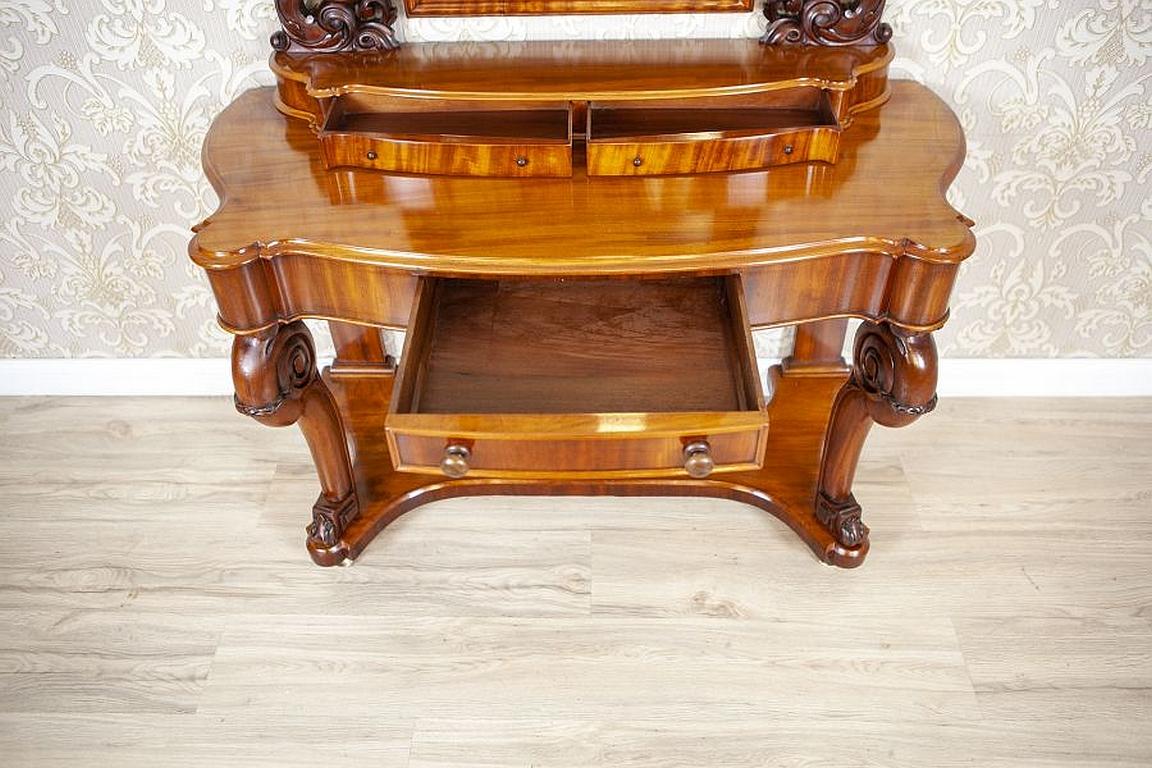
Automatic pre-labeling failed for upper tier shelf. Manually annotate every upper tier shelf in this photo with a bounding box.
[273,40,893,178]
[272,40,892,101]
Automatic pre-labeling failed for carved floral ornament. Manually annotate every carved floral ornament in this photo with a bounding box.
[269,0,891,52]
[271,0,400,53]
[761,0,892,46]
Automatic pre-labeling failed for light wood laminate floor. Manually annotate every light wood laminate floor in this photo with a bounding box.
[0,396,1149,767]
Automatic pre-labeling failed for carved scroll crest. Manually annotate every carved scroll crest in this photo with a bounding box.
[761,0,892,46]
[271,0,399,53]
[851,321,938,426]
[233,321,319,425]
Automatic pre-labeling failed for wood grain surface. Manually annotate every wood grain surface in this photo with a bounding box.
[192,80,972,274]
[402,276,756,414]
[1,396,1150,766]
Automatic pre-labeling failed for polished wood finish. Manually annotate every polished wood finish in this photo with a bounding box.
[271,40,892,103]
[397,277,761,414]
[585,101,841,175]
[328,321,394,376]
[271,41,892,176]
[587,92,836,138]
[199,252,417,335]
[784,319,849,374]
[816,320,938,550]
[194,82,969,279]
[584,89,847,175]
[385,275,768,479]
[390,425,765,479]
[320,103,574,176]
[192,37,972,567]
[330,365,852,565]
[230,320,359,564]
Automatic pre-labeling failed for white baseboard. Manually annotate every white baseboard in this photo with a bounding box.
[936,358,1152,397]
[0,358,1148,397]
[0,359,239,397]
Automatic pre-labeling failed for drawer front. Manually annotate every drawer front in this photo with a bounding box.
[321,133,573,177]
[386,413,768,479]
[587,126,840,176]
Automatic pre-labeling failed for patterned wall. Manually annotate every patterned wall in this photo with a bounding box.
[0,1,1148,360]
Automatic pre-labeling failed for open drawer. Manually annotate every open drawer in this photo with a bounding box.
[586,88,841,176]
[319,93,574,177]
[386,275,768,479]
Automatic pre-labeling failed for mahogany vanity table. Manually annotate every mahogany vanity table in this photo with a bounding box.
[191,0,973,568]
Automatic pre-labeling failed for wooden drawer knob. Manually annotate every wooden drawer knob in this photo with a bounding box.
[440,445,471,478]
[683,441,714,479]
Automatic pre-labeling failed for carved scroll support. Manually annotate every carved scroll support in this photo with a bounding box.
[271,0,399,53]
[233,320,359,564]
[816,320,937,552]
[761,0,892,46]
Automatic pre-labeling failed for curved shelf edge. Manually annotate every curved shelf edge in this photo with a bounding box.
[270,41,895,103]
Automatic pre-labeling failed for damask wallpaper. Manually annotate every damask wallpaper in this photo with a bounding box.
[0,1,1148,360]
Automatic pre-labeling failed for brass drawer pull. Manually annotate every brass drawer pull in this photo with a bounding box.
[683,441,714,479]
[440,445,471,478]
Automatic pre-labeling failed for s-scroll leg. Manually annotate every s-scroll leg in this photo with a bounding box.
[816,320,938,559]
[232,320,358,565]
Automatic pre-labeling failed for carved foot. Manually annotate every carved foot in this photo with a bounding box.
[306,491,359,565]
[816,491,868,550]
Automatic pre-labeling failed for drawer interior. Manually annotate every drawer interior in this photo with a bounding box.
[317,89,838,175]
[588,89,837,142]
[323,95,573,145]
[392,276,763,416]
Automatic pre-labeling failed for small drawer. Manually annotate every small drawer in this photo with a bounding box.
[586,89,840,176]
[386,276,768,480]
[386,413,766,479]
[319,95,573,177]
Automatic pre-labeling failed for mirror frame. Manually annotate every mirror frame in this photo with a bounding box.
[405,0,753,16]
[269,0,891,52]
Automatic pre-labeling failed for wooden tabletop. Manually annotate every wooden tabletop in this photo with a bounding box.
[193,80,974,276]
